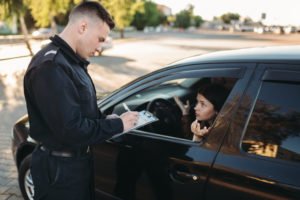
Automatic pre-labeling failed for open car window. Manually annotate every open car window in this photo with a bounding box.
[110,76,238,141]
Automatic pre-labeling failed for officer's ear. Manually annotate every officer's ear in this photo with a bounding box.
[79,21,88,34]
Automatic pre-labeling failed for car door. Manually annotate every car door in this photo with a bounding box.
[93,63,255,200]
[205,63,300,199]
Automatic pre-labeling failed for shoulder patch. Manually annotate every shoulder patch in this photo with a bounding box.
[44,50,57,56]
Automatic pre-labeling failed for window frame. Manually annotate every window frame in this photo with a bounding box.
[101,63,248,144]
[241,65,300,163]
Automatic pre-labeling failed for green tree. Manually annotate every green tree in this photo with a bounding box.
[193,15,203,28]
[131,1,161,30]
[174,10,191,29]
[174,4,196,29]
[26,0,79,33]
[0,0,34,55]
[101,0,144,38]
[131,12,144,31]
[220,12,240,24]
[159,12,168,26]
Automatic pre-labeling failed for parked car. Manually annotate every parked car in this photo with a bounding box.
[12,45,300,200]
[0,22,13,35]
[31,28,53,39]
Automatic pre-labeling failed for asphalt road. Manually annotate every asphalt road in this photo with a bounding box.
[0,29,299,199]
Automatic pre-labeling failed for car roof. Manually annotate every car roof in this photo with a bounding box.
[171,45,300,66]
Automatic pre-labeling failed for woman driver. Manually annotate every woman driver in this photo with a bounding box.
[174,83,229,141]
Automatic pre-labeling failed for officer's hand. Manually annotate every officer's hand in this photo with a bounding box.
[120,111,139,132]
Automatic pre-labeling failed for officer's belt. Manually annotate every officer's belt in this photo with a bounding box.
[40,145,90,158]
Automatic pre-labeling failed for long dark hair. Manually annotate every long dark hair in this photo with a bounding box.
[198,83,230,112]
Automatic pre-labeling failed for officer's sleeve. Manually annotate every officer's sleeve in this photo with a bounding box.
[28,61,123,147]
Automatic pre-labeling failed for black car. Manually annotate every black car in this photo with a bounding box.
[12,46,300,200]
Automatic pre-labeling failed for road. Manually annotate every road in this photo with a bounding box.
[0,29,299,199]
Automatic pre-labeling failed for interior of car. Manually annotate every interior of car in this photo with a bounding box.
[108,76,238,140]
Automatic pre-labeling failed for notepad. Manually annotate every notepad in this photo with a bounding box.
[134,110,159,130]
[110,110,158,139]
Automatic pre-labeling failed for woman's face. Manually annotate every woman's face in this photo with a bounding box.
[194,93,216,121]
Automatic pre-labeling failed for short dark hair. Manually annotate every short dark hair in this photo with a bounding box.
[70,1,115,29]
[198,84,229,112]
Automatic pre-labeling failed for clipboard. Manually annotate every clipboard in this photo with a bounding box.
[110,110,158,139]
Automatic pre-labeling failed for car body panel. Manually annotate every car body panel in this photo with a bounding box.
[171,46,300,66]
[94,132,215,200]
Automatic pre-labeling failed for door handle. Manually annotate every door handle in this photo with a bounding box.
[175,170,200,181]
[169,168,200,183]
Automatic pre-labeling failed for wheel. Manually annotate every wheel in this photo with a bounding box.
[146,98,181,136]
[19,154,34,200]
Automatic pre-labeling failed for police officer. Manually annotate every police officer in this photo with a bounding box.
[23,2,139,199]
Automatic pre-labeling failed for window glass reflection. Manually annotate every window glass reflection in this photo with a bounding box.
[242,81,300,162]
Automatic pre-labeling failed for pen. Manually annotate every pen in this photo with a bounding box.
[123,103,131,111]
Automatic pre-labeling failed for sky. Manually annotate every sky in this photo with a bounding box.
[152,0,300,26]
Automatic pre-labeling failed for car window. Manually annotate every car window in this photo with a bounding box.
[242,81,300,163]
[112,76,237,141]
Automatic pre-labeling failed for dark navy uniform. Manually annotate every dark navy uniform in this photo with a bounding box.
[24,35,123,199]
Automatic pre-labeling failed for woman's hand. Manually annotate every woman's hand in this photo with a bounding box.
[191,119,210,141]
[174,96,190,116]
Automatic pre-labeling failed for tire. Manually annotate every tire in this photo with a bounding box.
[19,154,34,200]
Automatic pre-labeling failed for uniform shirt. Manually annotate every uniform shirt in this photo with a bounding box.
[24,35,123,151]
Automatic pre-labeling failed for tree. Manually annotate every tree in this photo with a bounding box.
[193,15,203,28]
[26,0,80,33]
[101,0,144,38]
[131,12,146,31]
[0,0,34,56]
[243,17,253,25]
[174,10,191,29]
[131,1,161,31]
[174,4,198,29]
[220,12,240,24]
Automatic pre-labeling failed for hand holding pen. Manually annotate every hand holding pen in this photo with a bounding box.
[120,103,139,132]
[123,103,131,111]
